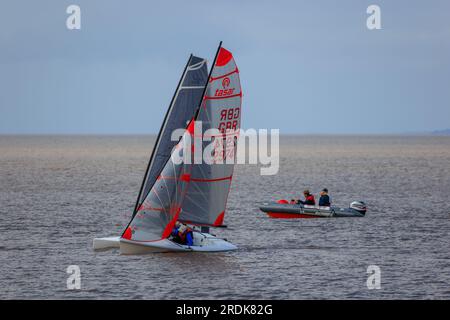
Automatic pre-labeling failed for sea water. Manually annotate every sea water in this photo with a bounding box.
[0,135,449,299]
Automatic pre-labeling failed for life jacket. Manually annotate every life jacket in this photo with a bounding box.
[319,194,330,206]
[178,227,192,245]
[305,194,315,205]
[178,230,186,243]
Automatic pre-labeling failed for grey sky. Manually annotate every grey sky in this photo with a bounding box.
[1,0,449,134]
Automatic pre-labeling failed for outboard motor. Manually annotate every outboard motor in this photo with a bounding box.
[350,201,367,215]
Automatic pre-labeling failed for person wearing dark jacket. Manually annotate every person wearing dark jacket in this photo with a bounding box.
[298,189,316,205]
[319,188,331,207]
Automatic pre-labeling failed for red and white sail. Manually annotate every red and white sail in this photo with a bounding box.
[179,47,242,227]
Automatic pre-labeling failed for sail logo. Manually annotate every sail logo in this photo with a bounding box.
[215,77,235,97]
[222,77,230,88]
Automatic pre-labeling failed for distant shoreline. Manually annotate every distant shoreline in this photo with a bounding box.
[431,129,450,136]
[1,132,449,137]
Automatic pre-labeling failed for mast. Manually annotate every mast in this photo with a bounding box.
[131,54,193,218]
[194,41,222,121]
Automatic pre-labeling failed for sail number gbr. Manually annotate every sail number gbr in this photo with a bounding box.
[218,107,240,133]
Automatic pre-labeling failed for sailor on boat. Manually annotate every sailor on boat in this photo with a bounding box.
[292,189,316,205]
[318,188,331,207]
[171,222,194,246]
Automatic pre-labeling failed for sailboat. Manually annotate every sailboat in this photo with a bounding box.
[93,43,242,254]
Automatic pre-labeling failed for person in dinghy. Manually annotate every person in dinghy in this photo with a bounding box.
[171,222,194,246]
[318,188,331,207]
[291,189,316,205]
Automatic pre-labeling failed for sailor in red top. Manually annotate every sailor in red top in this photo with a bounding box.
[298,189,316,205]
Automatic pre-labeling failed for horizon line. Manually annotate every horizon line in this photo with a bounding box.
[0,132,448,137]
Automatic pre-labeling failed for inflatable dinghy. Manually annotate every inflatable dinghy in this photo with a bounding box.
[260,200,367,218]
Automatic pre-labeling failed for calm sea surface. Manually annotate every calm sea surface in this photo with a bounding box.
[0,135,449,299]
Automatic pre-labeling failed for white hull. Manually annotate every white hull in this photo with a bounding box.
[93,232,237,254]
[93,236,121,250]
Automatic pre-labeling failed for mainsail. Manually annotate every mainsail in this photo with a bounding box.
[132,55,208,217]
[179,46,242,227]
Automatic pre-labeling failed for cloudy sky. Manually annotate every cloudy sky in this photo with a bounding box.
[1,0,449,134]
